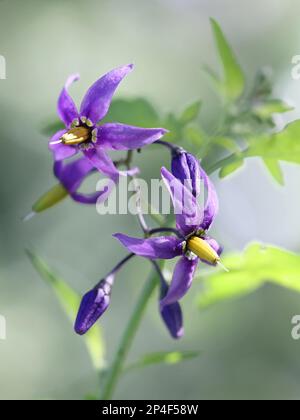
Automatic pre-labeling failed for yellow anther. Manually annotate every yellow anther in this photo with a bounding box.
[187,236,220,265]
[61,126,90,145]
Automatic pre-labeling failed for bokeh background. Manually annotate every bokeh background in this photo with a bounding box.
[1,0,300,400]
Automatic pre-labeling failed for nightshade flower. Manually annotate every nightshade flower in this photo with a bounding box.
[49,64,167,183]
[114,162,223,313]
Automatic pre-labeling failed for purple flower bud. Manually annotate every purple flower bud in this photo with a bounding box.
[171,150,201,198]
[74,274,114,335]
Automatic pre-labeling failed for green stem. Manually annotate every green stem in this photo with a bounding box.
[99,268,160,400]
[205,150,245,175]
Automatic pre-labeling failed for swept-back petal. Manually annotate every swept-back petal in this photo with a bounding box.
[57,74,79,128]
[97,123,167,151]
[54,156,95,193]
[161,167,203,236]
[83,148,120,179]
[80,64,133,124]
[159,269,184,339]
[171,151,201,198]
[160,256,198,308]
[200,168,219,230]
[114,234,182,259]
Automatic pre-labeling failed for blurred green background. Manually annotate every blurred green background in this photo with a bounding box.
[1,0,300,400]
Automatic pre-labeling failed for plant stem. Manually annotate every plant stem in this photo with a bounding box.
[99,268,159,400]
[205,151,244,175]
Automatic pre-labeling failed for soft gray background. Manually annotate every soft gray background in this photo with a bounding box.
[1,0,300,400]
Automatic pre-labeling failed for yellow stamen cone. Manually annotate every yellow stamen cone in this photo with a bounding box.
[187,236,220,265]
[61,126,90,145]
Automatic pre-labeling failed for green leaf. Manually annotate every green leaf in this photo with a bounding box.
[210,18,245,101]
[219,158,244,178]
[184,125,206,147]
[179,101,202,124]
[213,137,241,153]
[203,65,223,93]
[26,250,106,371]
[103,97,160,127]
[253,99,294,120]
[245,120,300,164]
[263,158,284,185]
[197,243,300,309]
[125,351,201,373]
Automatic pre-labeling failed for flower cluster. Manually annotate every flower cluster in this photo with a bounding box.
[43,64,224,340]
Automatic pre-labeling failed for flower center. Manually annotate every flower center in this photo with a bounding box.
[187,236,220,265]
[61,126,91,145]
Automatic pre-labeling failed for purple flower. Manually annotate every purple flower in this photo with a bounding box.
[49,65,167,183]
[75,274,114,335]
[114,162,222,313]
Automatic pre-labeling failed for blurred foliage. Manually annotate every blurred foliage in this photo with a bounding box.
[124,351,201,373]
[208,18,245,101]
[196,243,300,308]
[26,251,106,371]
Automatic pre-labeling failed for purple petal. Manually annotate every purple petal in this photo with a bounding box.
[57,74,79,128]
[161,167,203,236]
[97,123,167,151]
[114,233,182,259]
[49,129,78,161]
[171,151,201,198]
[75,275,114,335]
[71,182,114,204]
[159,272,184,339]
[80,64,134,124]
[54,156,117,205]
[160,256,198,308]
[161,303,184,339]
[200,168,219,230]
[83,148,119,179]
[54,157,95,193]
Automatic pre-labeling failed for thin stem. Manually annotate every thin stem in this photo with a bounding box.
[154,140,182,155]
[130,175,149,233]
[99,268,159,400]
[205,151,243,175]
[109,253,135,277]
[148,227,185,240]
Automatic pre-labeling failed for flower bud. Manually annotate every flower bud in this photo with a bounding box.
[32,183,68,213]
[74,275,114,335]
